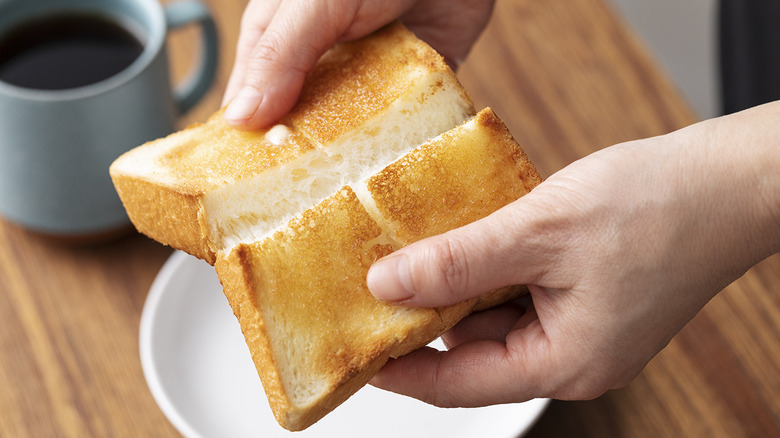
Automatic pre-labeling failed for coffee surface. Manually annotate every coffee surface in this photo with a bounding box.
[0,13,144,90]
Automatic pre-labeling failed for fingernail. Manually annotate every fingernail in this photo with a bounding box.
[367,253,414,303]
[224,86,263,123]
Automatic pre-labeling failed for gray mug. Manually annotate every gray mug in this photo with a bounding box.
[0,0,217,238]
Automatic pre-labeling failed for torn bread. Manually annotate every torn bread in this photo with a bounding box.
[110,22,473,264]
[110,23,542,431]
[216,108,540,429]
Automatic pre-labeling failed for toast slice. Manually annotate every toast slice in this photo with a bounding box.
[110,22,473,264]
[110,23,542,431]
[215,108,541,430]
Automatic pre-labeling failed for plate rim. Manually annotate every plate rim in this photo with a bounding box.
[140,250,206,438]
[139,250,550,437]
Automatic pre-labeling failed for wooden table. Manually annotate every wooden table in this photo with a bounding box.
[1,0,777,436]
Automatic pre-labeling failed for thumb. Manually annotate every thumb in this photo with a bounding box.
[366,204,546,307]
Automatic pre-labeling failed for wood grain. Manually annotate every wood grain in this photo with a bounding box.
[0,0,777,437]
[0,224,175,437]
[457,0,697,176]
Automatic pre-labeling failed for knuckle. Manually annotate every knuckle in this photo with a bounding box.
[247,32,317,80]
[250,37,285,67]
[240,40,282,85]
[426,355,447,407]
[426,237,471,302]
[425,353,462,408]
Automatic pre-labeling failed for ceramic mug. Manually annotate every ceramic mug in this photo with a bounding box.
[0,0,217,238]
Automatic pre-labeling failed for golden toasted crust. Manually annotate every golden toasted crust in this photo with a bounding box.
[365,108,543,245]
[110,112,319,263]
[156,112,319,191]
[363,107,540,336]
[215,248,290,421]
[216,109,543,431]
[111,22,541,432]
[285,22,471,143]
[110,172,215,262]
[216,187,445,430]
[110,22,471,261]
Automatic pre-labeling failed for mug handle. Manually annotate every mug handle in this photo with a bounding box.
[164,0,219,114]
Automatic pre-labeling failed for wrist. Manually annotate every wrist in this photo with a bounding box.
[715,101,780,255]
[680,101,780,260]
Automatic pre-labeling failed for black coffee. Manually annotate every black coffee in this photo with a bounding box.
[0,13,144,90]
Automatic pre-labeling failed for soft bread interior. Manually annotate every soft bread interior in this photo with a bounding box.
[206,70,473,251]
[216,108,541,430]
[110,23,542,433]
[217,186,443,428]
[110,23,473,263]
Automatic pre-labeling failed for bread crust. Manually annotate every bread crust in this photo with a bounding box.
[110,23,542,432]
[215,109,541,430]
[110,22,472,262]
[216,187,446,430]
[110,172,216,262]
[365,108,542,245]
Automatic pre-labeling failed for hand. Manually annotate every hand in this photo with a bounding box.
[222,0,495,129]
[367,103,780,407]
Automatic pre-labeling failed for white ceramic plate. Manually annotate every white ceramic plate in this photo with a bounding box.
[140,250,549,438]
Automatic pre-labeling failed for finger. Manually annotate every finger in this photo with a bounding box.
[223,0,346,128]
[441,300,527,349]
[367,197,555,307]
[223,0,417,129]
[222,0,281,107]
[371,316,550,407]
[400,0,495,69]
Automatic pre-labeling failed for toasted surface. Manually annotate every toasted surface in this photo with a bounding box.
[216,108,542,431]
[110,174,213,260]
[284,23,468,144]
[111,22,541,433]
[110,22,473,263]
[217,187,445,430]
[362,108,543,245]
